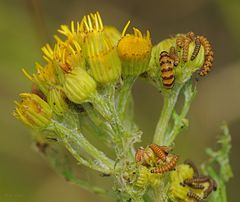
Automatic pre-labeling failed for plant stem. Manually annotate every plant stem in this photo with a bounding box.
[45,145,114,198]
[63,171,115,198]
[165,83,196,145]
[117,76,137,118]
[52,121,115,172]
[153,85,182,145]
[82,103,114,138]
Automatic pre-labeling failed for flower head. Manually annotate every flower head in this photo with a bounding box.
[41,32,86,73]
[80,12,121,83]
[118,25,152,76]
[14,93,52,129]
[23,62,58,95]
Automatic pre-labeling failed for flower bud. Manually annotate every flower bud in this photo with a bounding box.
[22,62,58,95]
[63,68,96,104]
[104,26,121,46]
[118,27,152,76]
[47,87,68,115]
[14,93,52,129]
[80,12,121,83]
[51,39,86,73]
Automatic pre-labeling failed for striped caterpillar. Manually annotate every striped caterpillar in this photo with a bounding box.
[149,143,168,161]
[183,161,217,199]
[159,51,175,89]
[187,192,206,202]
[151,154,178,174]
[191,36,201,61]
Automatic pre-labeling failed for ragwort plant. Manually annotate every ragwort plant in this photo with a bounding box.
[14,12,233,202]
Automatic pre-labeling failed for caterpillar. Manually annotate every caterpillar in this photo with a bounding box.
[159,51,175,89]
[151,154,178,174]
[135,147,145,163]
[199,50,214,76]
[187,31,195,41]
[184,182,205,190]
[182,37,191,62]
[184,159,199,177]
[176,35,185,48]
[149,144,168,161]
[169,46,179,66]
[199,36,211,55]
[191,36,201,61]
[187,192,205,202]
[203,178,217,199]
[157,145,173,153]
[198,35,214,76]
[135,147,156,166]
[184,175,217,198]
[184,176,210,184]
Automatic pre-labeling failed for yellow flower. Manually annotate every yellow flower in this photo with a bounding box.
[22,62,58,95]
[14,93,52,129]
[80,12,121,83]
[42,39,85,73]
[118,25,152,76]
[57,21,80,41]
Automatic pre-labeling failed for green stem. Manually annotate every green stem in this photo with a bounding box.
[165,83,196,145]
[60,133,99,171]
[45,145,114,198]
[52,121,114,172]
[91,88,123,137]
[82,103,114,138]
[117,76,137,118]
[63,171,115,198]
[153,86,182,145]
[91,92,113,121]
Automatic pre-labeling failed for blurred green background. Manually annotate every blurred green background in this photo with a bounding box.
[0,0,239,201]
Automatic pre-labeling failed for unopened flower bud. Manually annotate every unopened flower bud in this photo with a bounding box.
[118,27,152,76]
[47,87,68,115]
[14,93,52,129]
[63,68,96,104]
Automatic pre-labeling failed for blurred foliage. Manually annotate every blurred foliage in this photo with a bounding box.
[202,124,233,202]
[0,0,239,201]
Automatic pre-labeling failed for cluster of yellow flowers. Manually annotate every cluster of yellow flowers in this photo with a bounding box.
[14,12,152,129]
